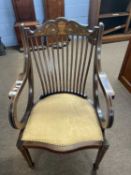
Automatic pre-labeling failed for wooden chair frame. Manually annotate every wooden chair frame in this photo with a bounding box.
[8,18,115,173]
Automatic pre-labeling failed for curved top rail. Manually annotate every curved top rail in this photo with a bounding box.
[26,17,95,37]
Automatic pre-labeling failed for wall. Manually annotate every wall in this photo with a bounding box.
[0,0,17,46]
[65,0,89,24]
[34,0,45,23]
[0,0,89,47]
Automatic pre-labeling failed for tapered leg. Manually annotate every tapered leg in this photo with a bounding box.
[18,145,34,168]
[93,140,109,171]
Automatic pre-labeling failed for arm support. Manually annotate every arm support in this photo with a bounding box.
[96,72,115,129]
[8,53,34,129]
[93,23,115,129]
[93,71,115,129]
[98,73,115,99]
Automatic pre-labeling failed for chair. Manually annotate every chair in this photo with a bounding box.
[8,18,115,173]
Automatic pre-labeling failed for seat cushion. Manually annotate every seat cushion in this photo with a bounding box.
[22,94,103,146]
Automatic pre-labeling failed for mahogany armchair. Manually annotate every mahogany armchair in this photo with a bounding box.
[8,18,115,173]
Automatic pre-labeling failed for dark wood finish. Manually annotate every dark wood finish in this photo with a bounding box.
[103,24,126,35]
[99,12,129,19]
[88,0,101,29]
[12,0,36,22]
[93,140,109,170]
[12,0,38,49]
[89,0,131,43]
[102,33,131,43]
[44,0,64,20]
[8,18,115,173]
[18,144,34,168]
[125,1,131,32]
[119,40,131,92]
[15,21,38,49]
[43,0,65,44]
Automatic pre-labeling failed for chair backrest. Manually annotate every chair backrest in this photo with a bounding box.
[22,18,103,98]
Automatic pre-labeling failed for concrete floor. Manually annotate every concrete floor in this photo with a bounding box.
[0,42,131,175]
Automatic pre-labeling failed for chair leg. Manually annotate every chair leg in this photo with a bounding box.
[18,145,34,168]
[93,140,109,171]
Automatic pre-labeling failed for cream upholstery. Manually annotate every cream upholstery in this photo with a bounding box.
[22,94,103,146]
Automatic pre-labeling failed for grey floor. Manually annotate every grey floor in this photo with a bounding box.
[0,41,131,175]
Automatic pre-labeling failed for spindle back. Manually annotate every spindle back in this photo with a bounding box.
[22,18,102,98]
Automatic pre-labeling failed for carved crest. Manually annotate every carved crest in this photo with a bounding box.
[27,18,94,36]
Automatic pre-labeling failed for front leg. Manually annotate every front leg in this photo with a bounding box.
[93,140,109,171]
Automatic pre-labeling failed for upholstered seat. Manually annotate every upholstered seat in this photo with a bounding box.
[22,94,103,146]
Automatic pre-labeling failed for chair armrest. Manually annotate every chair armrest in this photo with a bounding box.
[8,73,25,100]
[8,70,33,130]
[93,23,115,129]
[98,73,115,99]
[8,50,34,129]
[94,72,115,129]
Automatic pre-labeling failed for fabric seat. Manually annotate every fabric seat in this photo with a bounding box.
[22,94,103,146]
